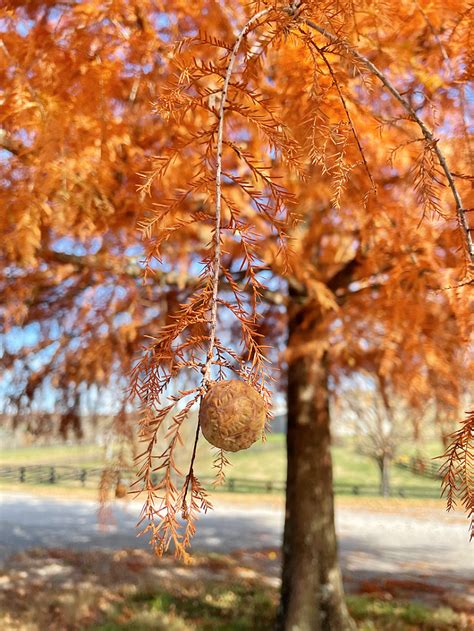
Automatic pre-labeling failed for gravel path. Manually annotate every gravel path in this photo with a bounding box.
[0,492,472,603]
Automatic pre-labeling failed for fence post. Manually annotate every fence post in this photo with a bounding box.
[49,467,56,484]
[266,481,273,493]
[228,479,235,492]
[352,485,359,495]
[80,469,87,487]
[19,467,25,483]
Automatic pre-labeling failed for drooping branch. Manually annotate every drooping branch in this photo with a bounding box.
[200,5,273,385]
[309,40,376,193]
[300,13,474,265]
[440,410,474,539]
[182,6,274,511]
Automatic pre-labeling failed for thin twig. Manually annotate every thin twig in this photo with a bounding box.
[309,39,376,193]
[181,417,201,515]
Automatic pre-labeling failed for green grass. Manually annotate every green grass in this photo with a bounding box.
[89,583,465,631]
[331,444,441,491]
[0,435,444,496]
[91,583,275,631]
[347,595,464,630]
[194,434,442,493]
[195,433,286,481]
[402,440,446,460]
[0,443,104,466]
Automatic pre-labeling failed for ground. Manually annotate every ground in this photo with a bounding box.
[0,546,471,630]
[0,491,472,630]
[1,440,467,630]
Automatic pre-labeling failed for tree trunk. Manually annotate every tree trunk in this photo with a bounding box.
[377,454,391,497]
[277,305,355,631]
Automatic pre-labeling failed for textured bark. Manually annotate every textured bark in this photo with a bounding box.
[277,303,355,631]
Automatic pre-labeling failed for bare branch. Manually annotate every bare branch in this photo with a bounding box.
[39,249,286,305]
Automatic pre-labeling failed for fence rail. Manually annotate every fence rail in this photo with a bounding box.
[394,456,442,480]
[0,464,442,499]
[0,465,104,486]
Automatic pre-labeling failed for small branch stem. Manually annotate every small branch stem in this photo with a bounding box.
[309,39,375,192]
[181,419,201,514]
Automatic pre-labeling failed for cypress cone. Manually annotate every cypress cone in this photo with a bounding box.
[199,380,266,452]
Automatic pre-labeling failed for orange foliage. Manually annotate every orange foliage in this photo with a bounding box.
[0,0,472,552]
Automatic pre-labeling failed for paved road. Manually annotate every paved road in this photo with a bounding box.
[0,493,472,589]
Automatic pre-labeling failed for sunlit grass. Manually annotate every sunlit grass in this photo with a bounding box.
[0,435,444,496]
[195,435,442,493]
[90,583,465,630]
[347,595,464,630]
[0,443,104,466]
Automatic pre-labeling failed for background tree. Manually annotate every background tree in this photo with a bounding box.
[1,2,473,630]
[335,373,410,497]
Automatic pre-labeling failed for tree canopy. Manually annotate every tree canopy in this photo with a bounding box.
[1,0,473,553]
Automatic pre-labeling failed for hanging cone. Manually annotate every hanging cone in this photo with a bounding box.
[199,380,266,452]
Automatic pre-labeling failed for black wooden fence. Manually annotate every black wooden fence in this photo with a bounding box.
[0,464,442,498]
[394,456,442,479]
[0,464,103,486]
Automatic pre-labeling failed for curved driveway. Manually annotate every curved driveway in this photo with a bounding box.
[0,492,472,601]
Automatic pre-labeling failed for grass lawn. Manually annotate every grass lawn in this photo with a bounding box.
[0,434,444,497]
[0,443,104,466]
[0,548,469,631]
[194,434,442,494]
[91,584,466,631]
[195,434,286,482]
